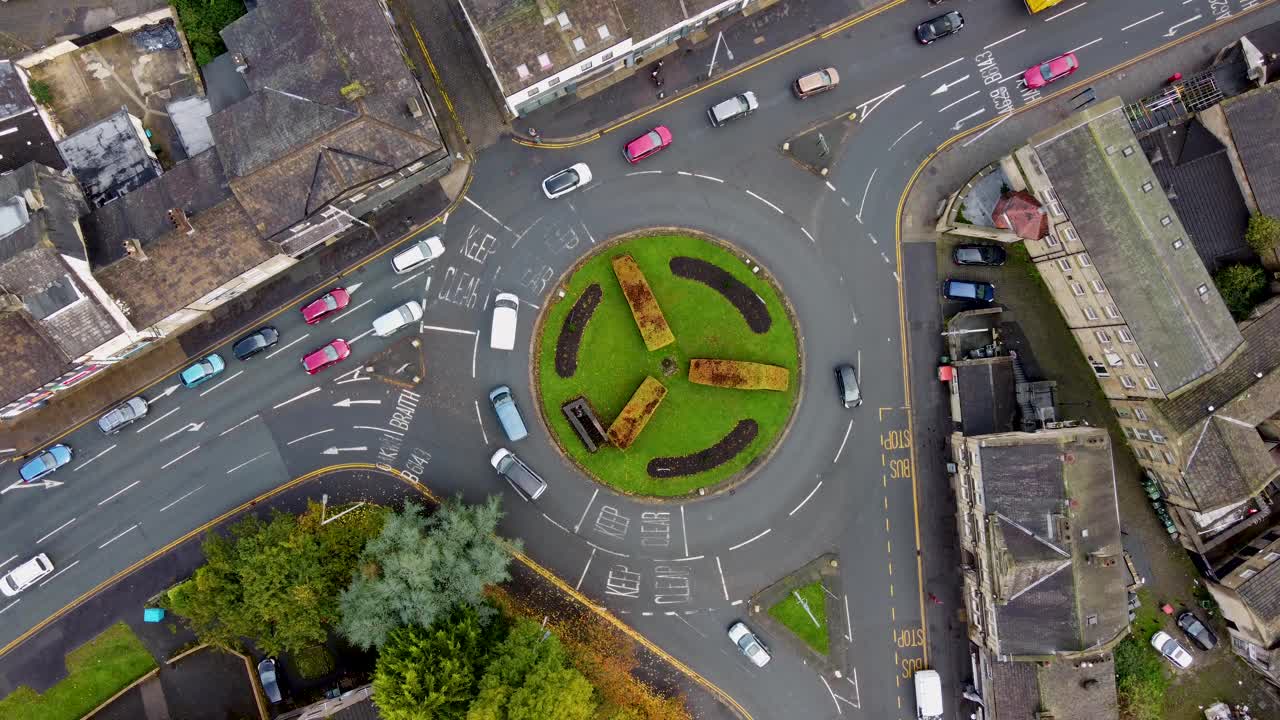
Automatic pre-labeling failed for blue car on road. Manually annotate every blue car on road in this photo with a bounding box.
[19,445,72,483]
[181,354,226,388]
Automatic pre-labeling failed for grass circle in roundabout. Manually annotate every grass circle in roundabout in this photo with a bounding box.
[534,231,801,497]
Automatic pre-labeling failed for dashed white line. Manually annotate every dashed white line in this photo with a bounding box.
[824,181,837,192]
[716,556,730,601]
[672,555,705,562]
[695,174,723,183]
[336,298,373,320]
[731,599,743,607]
[745,189,784,214]
[135,406,180,434]
[867,233,878,245]
[1044,1,1086,21]
[274,387,320,410]
[159,485,205,512]
[920,57,963,79]
[939,89,981,113]
[0,600,18,615]
[348,328,374,345]
[39,560,78,588]
[844,595,853,642]
[840,197,850,207]
[473,400,489,445]
[574,488,599,534]
[287,428,333,445]
[421,324,477,336]
[1122,11,1163,31]
[37,519,75,544]
[983,29,1025,50]
[1067,37,1104,54]
[226,452,270,475]
[801,228,815,243]
[855,168,877,223]
[74,445,116,472]
[98,480,141,506]
[576,547,597,591]
[99,524,139,549]
[218,414,260,437]
[677,170,692,176]
[265,333,310,359]
[834,419,854,463]
[626,170,662,176]
[199,369,243,397]
[542,513,570,534]
[161,446,200,470]
[728,528,772,552]
[890,121,923,150]
[789,480,824,516]
[392,271,425,289]
[0,556,16,571]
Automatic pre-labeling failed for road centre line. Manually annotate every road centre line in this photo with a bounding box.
[890,121,922,150]
[744,189,784,214]
[0,600,17,615]
[218,414,260,437]
[542,513,570,533]
[0,556,14,571]
[98,481,141,506]
[392,270,424,289]
[727,528,771,552]
[680,504,689,558]
[159,485,205,512]
[135,406,180,434]
[38,560,78,588]
[226,452,270,475]
[336,298,373,320]
[672,555,705,562]
[420,324,477,336]
[74,445,116,472]
[287,428,334,445]
[586,541,628,558]
[789,480,823,516]
[716,556,729,602]
[825,181,837,192]
[199,369,243,397]
[1044,1,1086,21]
[834,419,854,463]
[1123,11,1163,31]
[273,387,320,410]
[161,446,200,470]
[919,57,962,79]
[349,329,374,345]
[731,599,743,606]
[99,524,139,550]
[265,333,310,359]
[677,171,692,176]
[574,488,599,534]
[473,401,490,445]
[939,89,980,113]
[576,547,596,591]
[1068,37,1104,55]
[37,520,75,544]
[801,227,815,243]
[983,29,1025,50]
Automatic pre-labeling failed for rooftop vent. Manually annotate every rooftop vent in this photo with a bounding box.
[232,52,249,74]
[167,208,194,236]
[407,96,423,118]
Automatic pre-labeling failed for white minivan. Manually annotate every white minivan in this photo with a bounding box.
[0,553,54,596]
[913,669,943,720]
[490,292,519,350]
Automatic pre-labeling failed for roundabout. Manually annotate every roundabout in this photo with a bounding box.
[534,231,800,497]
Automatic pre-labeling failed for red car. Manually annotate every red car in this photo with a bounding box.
[623,126,673,164]
[302,339,350,375]
[1022,52,1078,90]
[301,288,350,324]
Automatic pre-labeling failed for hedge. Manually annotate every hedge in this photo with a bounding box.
[688,359,789,391]
[606,377,667,449]
[611,254,675,351]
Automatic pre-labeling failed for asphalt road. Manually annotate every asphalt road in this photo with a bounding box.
[1,0,1273,718]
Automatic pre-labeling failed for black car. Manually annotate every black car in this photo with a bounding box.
[952,244,1008,266]
[916,11,963,44]
[233,326,279,360]
[1177,611,1218,651]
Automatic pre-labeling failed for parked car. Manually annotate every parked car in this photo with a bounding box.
[257,658,283,704]
[489,385,529,442]
[301,340,350,375]
[835,364,862,408]
[1151,630,1194,669]
[490,448,547,500]
[727,621,771,667]
[942,279,995,303]
[372,301,423,337]
[232,327,279,360]
[0,554,54,597]
[97,396,149,434]
[391,236,445,274]
[707,91,758,126]
[181,354,225,388]
[952,244,1008,266]
[623,126,673,164]
[794,68,840,98]
[916,11,963,44]
[490,292,520,350]
[19,445,72,483]
[1177,611,1219,651]
[542,163,593,199]
[1023,52,1079,90]
[301,288,350,324]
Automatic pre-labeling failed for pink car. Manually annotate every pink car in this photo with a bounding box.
[301,288,350,324]
[623,126,673,164]
[1023,53,1078,90]
[301,339,350,375]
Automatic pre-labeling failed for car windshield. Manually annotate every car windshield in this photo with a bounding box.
[1160,638,1179,654]
[645,131,662,146]
[957,249,981,262]
[736,633,755,651]
[322,346,339,361]
[1186,619,1205,634]
[819,70,832,84]
[548,170,578,191]
[199,361,214,375]
[1039,63,1054,80]
[321,295,337,311]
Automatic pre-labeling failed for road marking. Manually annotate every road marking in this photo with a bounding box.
[421,324,477,336]
[983,29,1025,50]
[273,387,320,410]
[336,298,373,320]
[161,446,200,470]
[159,485,205,512]
[38,560,78,588]
[939,89,980,113]
[287,429,334,446]
[716,556,729,601]
[727,528,771,552]
[199,369,243,397]
[951,107,987,131]
[677,170,692,176]
[1067,37,1104,55]
[801,227,815,243]
[1165,14,1200,37]
[218,414,260,437]
[99,524,138,549]
[226,452,270,475]
[463,196,515,234]
[575,547,596,591]
[867,233,878,246]
[920,57,962,79]
[694,174,723,183]
[321,446,368,455]
[473,400,489,445]
[819,675,843,716]
[674,613,708,638]
[1123,11,1163,31]
[585,541,628,558]
[160,422,205,443]
[574,488,599,534]
[789,480,823,516]
[98,480,141,506]
[844,595,853,641]
[321,502,366,525]
[889,121,922,150]
[37,520,75,544]
[680,505,690,558]
[855,168,877,223]
[626,170,662,176]
[847,672,861,708]
[854,84,904,121]
[1045,1,1086,21]
[0,556,14,571]
[349,329,374,345]
[0,600,17,615]
[334,399,380,407]
[392,271,424,289]
[962,115,1010,147]
[542,512,570,534]
[744,189,784,214]
[471,332,480,379]
[354,425,404,436]
[825,181,837,192]
[672,555,704,562]
[135,406,180,434]
[265,333,310,359]
[74,445,116,472]
[930,74,970,95]
[153,384,180,401]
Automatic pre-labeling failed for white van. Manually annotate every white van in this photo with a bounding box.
[490,292,519,350]
[372,300,423,337]
[913,669,943,720]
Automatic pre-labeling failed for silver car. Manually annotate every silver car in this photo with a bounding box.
[727,621,771,667]
[97,396,149,434]
[391,236,445,274]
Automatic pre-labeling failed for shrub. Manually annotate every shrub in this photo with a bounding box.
[1214,263,1268,319]
[1245,213,1280,257]
[27,79,54,106]
[606,377,667,449]
[688,359,789,391]
[170,0,247,67]
[293,645,334,679]
[611,255,675,350]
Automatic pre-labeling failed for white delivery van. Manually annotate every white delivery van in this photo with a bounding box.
[490,292,519,350]
[913,669,943,720]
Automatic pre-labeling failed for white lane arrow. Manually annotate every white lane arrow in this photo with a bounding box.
[153,384,181,401]
[952,107,988,131]
[1165,14,1201,37]
[2,479,64,493]
[931,74,970,95]
[345,282,363,295]
[160,421,206,443]
[333,399,382,407]
[322,446,369,455]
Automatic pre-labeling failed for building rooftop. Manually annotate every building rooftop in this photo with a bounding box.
[0,61,63,174]
[1237,554,1280,624]
[0,163,90,262]
[612,0,729,45]
[0,0,167,61]
[955,357,1019,436]
[986,659,1041,718]
[166,96,214,156]
[1223,81,1280,218]
[0,312,66,408]
[57,109,161,208]
[1038,655,1119,719]
[1030,98,1243,395]
[1180,413,1278,511]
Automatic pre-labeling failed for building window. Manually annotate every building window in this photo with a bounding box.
[572,36,586,53]
[1197,284,1210,300]
[1172,238,1185,250]
[1105,352,1124,367]
[1134,407,1148,421]
[538,53,552,70]
[1266,552,1280,562]
[548,76,562,87]
[580,60,592,71]
[1104,304,1120,319]
[1117,327,1134,343]
[1121,375,1137,389]
[1083,306,1099,320]
[1091,279,1106,294]
[602,51,613,61]
[1144,376,1160,392]
[1163,450,1176,464]
[1095,330,1112,344]
[557,11,570,27]
[526,87,539,98]
[1090,357,1109,377]
[1045,233,1060,247]
[1057,258,1072,271]
[1241,568,1258,580]
[1123,426,1136,439]
[1062,225,1078,242]
[1122,145,1135,157]
[1105,144,1117,155]
[1077,254,1092,267]
[1071,282,1086,296]
[1116,408,1131,418]
[1131,353,1147,367]
[1142,181,1154,193]
[1160,215,1173,227]
[597,24,611,39]
[1151,429,1166,443]
[1134,426,1150,440]
[1043,190,1063,217]
[516,64,530,79]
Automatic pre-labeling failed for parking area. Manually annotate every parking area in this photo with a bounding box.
[94,647,259,720]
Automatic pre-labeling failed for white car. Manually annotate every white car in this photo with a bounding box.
[391,236,444,274]
[0,554,54,597]
[727,621,771,667]
[490,292,519,350]
[372,300,424,337]
[1151,630,1193,669]
[542,163,592,199]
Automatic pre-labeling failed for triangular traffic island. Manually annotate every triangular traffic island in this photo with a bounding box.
[781,113,858,177]
[749,554,849,671]
[363,336,427,389]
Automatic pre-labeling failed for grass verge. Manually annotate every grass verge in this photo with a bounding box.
[0,622,157,720]
[767,581,829,655]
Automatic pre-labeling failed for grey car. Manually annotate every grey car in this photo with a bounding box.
[257,658,282,703]
[97,396,149,434]
[707,91,758,126]
[835,364,862,408]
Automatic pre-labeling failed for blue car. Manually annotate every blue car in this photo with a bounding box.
[19,445,72,483]
[181,354,226,388]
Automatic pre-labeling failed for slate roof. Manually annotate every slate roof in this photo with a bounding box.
[1223,81,1280,217]
[0,61,63,174]
[1038,656,1119,720]
[0,246,121,359]
[1140,121,1252,273]
[57,109,161,208]
[1238,555,1280,623]
[955,357,1019,436]
[0,163,90,262]
[0,312,66,407]
[1182,415,1277,511]
[986,659,1041,719]
[1030,99,1243,394]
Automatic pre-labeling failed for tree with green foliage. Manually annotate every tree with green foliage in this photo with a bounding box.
[1245,213,1280,258]
[467,619,597,720]
[339,497,517,650]
[372,604,507,720]
[1214,262,1269,319]
[170,0,248,67]
[167,502,384,655]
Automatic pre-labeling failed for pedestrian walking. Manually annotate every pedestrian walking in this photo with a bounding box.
[928,593,943,605]
[1166,72,1183,84]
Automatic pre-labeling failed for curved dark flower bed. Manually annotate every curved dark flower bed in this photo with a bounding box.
[646,419,759,478]
[669,256,771,333]
[555,283,602,378]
